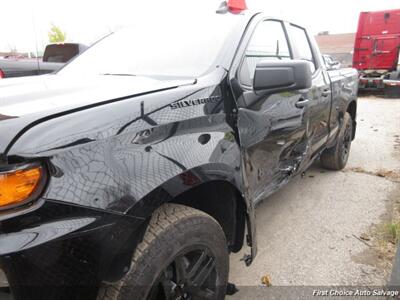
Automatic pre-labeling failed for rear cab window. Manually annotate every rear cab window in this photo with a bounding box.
[43,44,81,63]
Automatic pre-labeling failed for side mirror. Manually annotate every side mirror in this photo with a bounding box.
[253,60,312,93]
[329,61,341,70]
[323,55,341,70]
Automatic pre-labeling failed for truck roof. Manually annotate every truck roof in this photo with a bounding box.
[353,9,400,71]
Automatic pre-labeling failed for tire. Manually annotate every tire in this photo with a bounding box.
[97,204,229,300]
[320,112,353,170]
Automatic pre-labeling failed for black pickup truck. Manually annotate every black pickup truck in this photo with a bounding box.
[0,43,86,78]
[0,5,358,300]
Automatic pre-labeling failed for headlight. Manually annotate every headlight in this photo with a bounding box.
[0,163,47,210]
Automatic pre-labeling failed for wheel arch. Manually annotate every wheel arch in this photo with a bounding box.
[131,163,247,253]
[170,179,247,253]
[346,100,357,140]
[101,165,248,282]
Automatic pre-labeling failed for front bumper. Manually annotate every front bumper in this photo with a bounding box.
[0,199,145,300]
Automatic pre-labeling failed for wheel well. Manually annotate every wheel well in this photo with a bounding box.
[171,180,246,253]
[100,180,247,283]
[347,101,357,140]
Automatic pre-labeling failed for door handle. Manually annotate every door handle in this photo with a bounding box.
[322,89,331,97]
[295,98,309,108]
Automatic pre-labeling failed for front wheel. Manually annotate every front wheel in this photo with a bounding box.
[320,112,353,170]
[97,204,229,300]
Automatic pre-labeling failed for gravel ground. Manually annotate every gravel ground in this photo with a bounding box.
[228,96,400,299]
[1,96,399,300]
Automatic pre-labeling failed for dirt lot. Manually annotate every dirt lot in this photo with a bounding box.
[229,95,400,298]
[0,96,399,300]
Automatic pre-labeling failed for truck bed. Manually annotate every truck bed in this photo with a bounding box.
[0,59,63,78]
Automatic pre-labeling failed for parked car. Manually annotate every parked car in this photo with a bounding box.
[0,2,358,300]
[0,43,87,78]
[323,54,341,70]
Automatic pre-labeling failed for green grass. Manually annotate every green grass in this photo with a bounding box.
[386,223,400,243]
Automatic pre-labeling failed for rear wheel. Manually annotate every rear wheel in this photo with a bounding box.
[320,112,353,170]
[97,204,229,300]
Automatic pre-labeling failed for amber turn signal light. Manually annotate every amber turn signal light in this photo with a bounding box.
[0,165,44,209]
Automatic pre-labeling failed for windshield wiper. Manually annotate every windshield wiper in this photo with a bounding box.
[100,73,197,83]
[100,73,137,76]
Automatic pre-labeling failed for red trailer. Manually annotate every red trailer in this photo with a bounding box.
[353,9,400,97]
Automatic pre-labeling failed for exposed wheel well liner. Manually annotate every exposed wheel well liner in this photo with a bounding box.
[346,100,357,140]
[171,180,246,253]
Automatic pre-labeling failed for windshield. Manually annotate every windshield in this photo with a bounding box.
[59,14,242,78]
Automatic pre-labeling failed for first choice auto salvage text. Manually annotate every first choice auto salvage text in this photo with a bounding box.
[313,289,399,297]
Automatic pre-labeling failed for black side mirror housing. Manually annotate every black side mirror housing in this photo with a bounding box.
[253,60,312,93]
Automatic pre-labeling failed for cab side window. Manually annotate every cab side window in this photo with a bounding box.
[240,20,291,86]
[287,25,316,73]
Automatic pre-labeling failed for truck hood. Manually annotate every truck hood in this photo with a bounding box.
[0,74,194,156]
